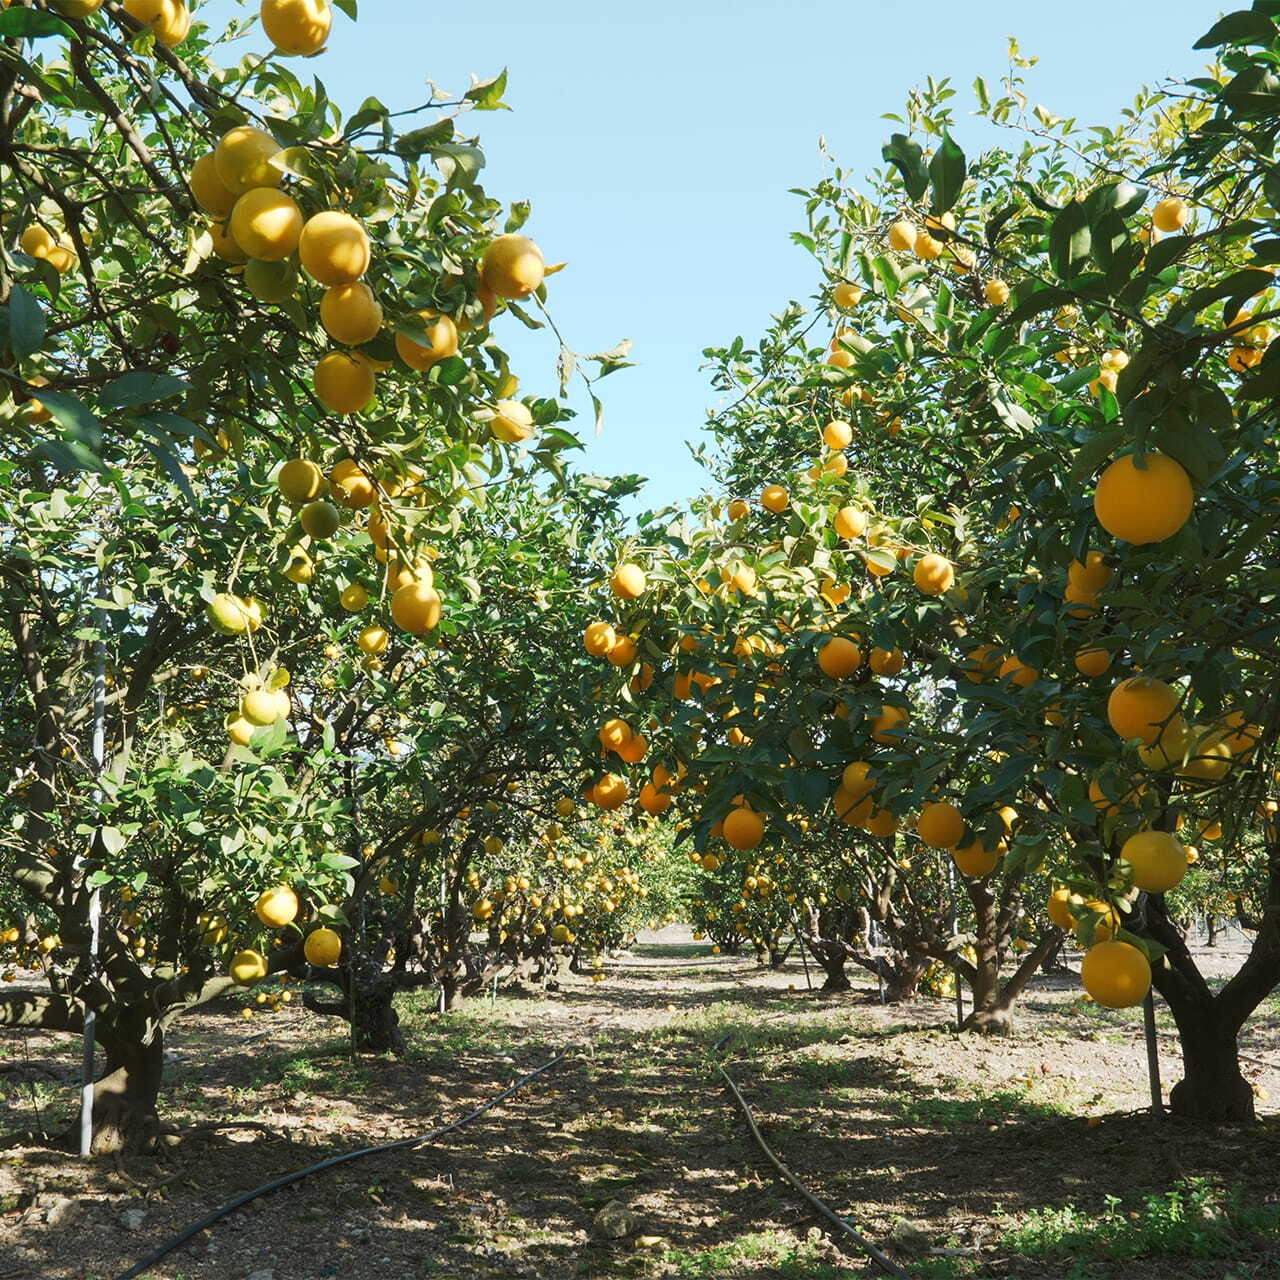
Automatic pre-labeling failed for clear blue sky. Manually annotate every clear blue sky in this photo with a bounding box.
[209,1,1220,509]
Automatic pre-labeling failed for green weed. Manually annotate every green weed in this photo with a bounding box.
[660,1229,855,1277]
[1004,1177,1280,1261]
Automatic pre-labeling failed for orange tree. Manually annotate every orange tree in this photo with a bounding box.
[260,468,648,1042]
[0,1,619,1149]
[581,14,1280,1118]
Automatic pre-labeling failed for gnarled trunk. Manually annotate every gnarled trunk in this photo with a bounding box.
[962,1002,1014,1036]
[89,1031,163,1155]
[805,937,852,992]
[1167,1003,1253,1121]
[962,945,1012,1036]
[961,932,1062,1036]
[350,983,405,1055]
[883,952,929,1003]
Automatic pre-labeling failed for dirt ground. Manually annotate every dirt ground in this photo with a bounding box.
[3,928,1280,1280]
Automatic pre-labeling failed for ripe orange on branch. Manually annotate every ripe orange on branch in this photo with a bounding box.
[214,125,282,196]
[952,839,1001,878]
[913,553,955,596]
[1121,830,1187,892]
[760,484,789,513]
[229,949,269,985]
[229,188,303,261]
[303,927,342,967]
[299,211,371,285]
[315,351,376,415]
[255,885,299,928]
[491,399,535,443]
[1107,675,1181,745]
[261,0,333,57]
[481,234,546,299]
[1093,452,1194,545]
[1081,940,1151,1008]
[123,0,190,47]
[320,282,383,345]
[391,582,442,634]
[723,807,764,850]
[834,506,868,539]
[584,621,617,657]
[611,563,647,599]
[818,636,863,679]
[917,801,964,850]
[395,311,460,371]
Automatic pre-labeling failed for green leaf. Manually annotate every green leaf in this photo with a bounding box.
[35,438,108,475]
[99,827,128,856]
[394,117,454,160]
[0,9,74,38]
[331,0,358,19]
[928,133,966,214]
[1084,181,1146,220]
[464,68,509,111]
[433,143,485,188]
[344,96,389,137]
[7,285,44,360]
[1223,64,1280,118]
[32,388,103,452]
[1069,427,1127,481]
[881,133,928,201]
[1048,200,1091,281]
[1194,10,1276,48]
[321,851,360,871]
[1143,234,1192,277]
[1005,283,1075,328]
[139,440,199,511]
[99,371,186,410]
[1166,267,1276,325]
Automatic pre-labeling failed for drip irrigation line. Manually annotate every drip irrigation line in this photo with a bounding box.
[110,1048,572,1280]
[717,1061,910,1279]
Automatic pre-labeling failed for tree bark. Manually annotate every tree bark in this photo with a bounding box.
[1167,1006,1253,1121]
[961,932,1062,1036]
[349,982,405,1055]
[804,937,852,991]
[89,1030,164,1155]
[883,952,929,1003]
[1143,892,1269,1121]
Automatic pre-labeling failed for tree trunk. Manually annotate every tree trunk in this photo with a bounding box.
[806,938,852,991]
[883,953,929,1003]
[1143,893,1262,1122]
[350,983,405,1055]
[962,962,1012,1035]
[1167,1006,1254,1121]
[962,1002,1013,1035]
[89,1031,163,1155]
[961,932,1062,1037]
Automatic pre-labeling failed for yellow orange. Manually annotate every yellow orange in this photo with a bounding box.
[299,210,370,285]
[1094,452,1194,545]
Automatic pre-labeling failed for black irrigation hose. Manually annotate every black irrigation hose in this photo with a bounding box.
[111,1048,572,1280]
[717,1060,912,1280]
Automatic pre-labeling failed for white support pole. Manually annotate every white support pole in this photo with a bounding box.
[79,621,106,1157]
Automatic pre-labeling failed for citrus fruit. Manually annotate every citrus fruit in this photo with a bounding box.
[480,233,545,299]
[261,0,332,56]
[1094,452,1194,544]
[1081,940,1151,1008]
[299,210,370,285]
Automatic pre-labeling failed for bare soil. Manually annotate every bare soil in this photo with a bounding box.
[3,929,1280,1280]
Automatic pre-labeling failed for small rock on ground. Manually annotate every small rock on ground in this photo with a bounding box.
[592,1199,637,1239]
